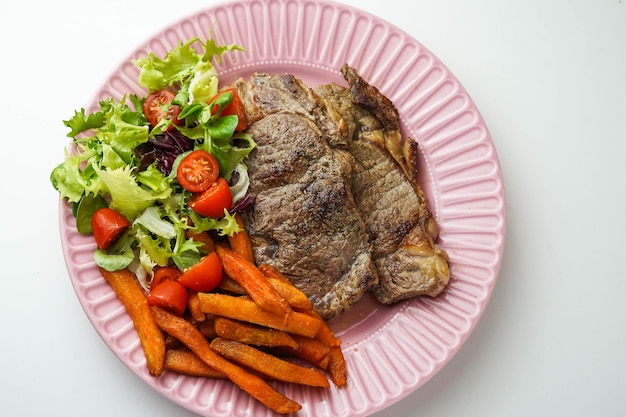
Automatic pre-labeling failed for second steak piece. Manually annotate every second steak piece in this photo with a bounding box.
[315,65,450,304]
[233,74,378,320]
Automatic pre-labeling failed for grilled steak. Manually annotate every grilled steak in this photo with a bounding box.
[315,65,449,303]
[230,66,449,317]
[232,74,378,320]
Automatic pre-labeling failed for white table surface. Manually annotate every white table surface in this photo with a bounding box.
[2,0,625,416]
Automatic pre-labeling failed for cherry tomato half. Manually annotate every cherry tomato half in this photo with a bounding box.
[151,266,182,289]
[210,88,248,131]
[177,251,223,292]
[91,208,131,250]
[147,280,189,317]
[143,90,181,130]
[188,177,233,219]
[176,150,220,193]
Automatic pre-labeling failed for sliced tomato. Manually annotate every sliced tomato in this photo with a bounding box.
[210,88,248,131]
[176,150,220,193]
[91,208,131,250]
[188,177,233,219]
[147,280,189,316]
[143,90,181,130]
[151,266,182,289]
[177,251,223,292]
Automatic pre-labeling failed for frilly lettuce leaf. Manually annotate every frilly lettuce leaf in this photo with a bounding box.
[93,165,171,221]
[135,164,171,195]
[96,99,149,164]
[202,36,246,65]
[133,226,172,267]
[63,96,144,139]
[50,148,94,203]
[135,37,245,99]
[188,60,219,104]
[101,144,126,170]
[134,206,177,240]
[135,38,202,91]
[63,107,106,138]
[132,201,204,272]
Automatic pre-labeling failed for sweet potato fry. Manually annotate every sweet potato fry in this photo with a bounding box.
[214,317,299,350]
[215,245,292,316]
[287,335,331,368]
[163,318,217,350]
[227,213,255,262]
[301,309,342,347]
[187,290,206,322]
[211,338,330,388]
[165,333,182,350]
[151,307,301,414]
[197,293,323,338]
[217,276,246,294]
[327,346,347,387]
[266,277,313,310]
[257,263,291,284]
[257,264,313,309]
[98,267,165,376]
[195,318,217,340]
[220,269,312,310]
[164,349,226,379]
[291,309,344,376]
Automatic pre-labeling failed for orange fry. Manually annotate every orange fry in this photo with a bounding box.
[257,263,291,284]
[98,267,165,376]
[215,245,291,316]
[195,318,218,340]
[327,346,347,387]
[197,293,323,338]
[214,317,299,350]
[188,290,207,323]
[227,213,255,262]
[165,333,182,350]
[220,269,312,310]
[288,335,331,368]
[217,276,246,294]
[164,349,226,379]
[302,309,342,347]
[258,264,312,309]
[266,277,313,310]
[151,307,301,414]
[211,338,330,388]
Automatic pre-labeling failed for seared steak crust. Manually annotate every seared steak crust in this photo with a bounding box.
[234,74,378,320]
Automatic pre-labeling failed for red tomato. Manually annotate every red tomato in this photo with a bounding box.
[188,177,233,219]
[176,150,220,193]
[91,208,131,250]
[210,88,248,131]
[151,266,182,289]
[147,280,189,316]
[177,251,223,292]
[143,90,181,130]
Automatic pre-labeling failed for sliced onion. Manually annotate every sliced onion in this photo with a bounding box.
[128,257,150,292]
[229,163,250,203]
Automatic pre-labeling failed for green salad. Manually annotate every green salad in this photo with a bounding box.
[50,36,255,280]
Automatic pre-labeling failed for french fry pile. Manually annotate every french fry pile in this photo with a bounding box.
[97,217,347,414]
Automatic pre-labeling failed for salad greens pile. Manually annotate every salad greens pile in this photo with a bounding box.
[50,37,255,280]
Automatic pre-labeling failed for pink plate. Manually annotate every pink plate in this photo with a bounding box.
[59,0,506,416]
